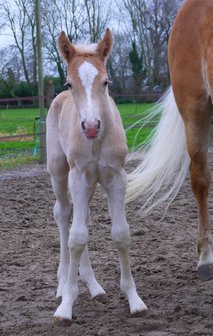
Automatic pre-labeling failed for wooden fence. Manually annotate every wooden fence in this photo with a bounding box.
[0,92,162,109]
[0,96,45,109]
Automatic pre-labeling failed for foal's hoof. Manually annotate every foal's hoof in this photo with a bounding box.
[197,264,213,281]
[56,296,62,305]
[131,309,148,318]
[130,303,148,317]
[53,316,72,327]
[92,293,107,303]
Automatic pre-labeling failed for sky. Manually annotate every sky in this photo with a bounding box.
[0,28,14,49]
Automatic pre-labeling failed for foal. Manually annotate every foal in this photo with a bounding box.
[46,29,147,322]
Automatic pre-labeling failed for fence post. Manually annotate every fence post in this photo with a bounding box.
[35,0,46,163]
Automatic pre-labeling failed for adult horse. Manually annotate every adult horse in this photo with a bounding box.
[126,0,213,281]
[46,29,147,323]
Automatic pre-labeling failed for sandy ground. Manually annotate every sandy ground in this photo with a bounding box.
[1,155,213,336]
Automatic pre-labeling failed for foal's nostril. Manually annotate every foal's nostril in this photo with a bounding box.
[97,120,101,130]
[81,121,86,130]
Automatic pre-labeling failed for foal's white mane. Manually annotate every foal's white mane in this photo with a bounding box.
[74,43,98,54]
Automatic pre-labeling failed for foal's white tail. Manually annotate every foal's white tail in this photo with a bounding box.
[126,86,190,213]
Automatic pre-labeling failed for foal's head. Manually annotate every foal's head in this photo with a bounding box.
[58,29,112,139]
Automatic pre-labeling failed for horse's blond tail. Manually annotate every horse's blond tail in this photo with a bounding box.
[126,86,190,214]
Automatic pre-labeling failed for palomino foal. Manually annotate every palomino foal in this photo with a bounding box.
[47,29,147,322]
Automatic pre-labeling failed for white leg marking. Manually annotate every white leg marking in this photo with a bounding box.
[102,169,147,314]
[197,233,213,268]
[197,250,213,268]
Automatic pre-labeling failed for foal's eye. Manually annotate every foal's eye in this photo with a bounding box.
[103,79,112,87]
[64,82,72,89]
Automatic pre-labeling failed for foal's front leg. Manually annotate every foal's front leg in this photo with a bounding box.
[50,173,71,300]
[102,168,147,314]
[54,168,92,322]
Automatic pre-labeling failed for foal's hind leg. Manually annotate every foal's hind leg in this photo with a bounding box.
[80,246,106,299]
[79,182,106,299]
[185,110,213,280]
[101,168,147,314]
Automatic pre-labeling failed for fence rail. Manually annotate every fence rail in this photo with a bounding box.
[112,92,162,103]
[0,133,34,141]
[0,92,162,108]
[0,96,44,103]
[0,96,46,109]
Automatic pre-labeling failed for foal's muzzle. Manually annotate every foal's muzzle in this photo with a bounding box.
[81,120,101,139]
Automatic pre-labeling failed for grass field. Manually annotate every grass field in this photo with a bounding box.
[0,103,156,168]
[0,108,40,134]
[118,103,155,151]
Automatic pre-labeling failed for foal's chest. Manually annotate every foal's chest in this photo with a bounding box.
[72,140,123,188]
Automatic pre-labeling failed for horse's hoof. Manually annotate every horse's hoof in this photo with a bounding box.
[197,264,213,281]
[53,316,72,327]
[92,293,107,303]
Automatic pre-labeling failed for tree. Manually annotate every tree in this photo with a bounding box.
[23,0,37,86]
[121,0,182,89]
[0,0,183,97]
[107,32,132,94]
[129,41,145,92]
[83,0,111,42]
[42,0,85,85]
[0,0,37,87]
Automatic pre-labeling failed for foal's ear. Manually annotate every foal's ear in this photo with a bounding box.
[58,31,75,64]
[97,28,113,63]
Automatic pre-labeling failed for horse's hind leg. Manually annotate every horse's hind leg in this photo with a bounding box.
[185,108,213,280]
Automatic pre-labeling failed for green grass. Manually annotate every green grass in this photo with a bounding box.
[0,108,44,168]
[0,104,156,168]
[0,108,41,135]
[117,103,155,150]
[0,141,35,156]
[118,103,152,120]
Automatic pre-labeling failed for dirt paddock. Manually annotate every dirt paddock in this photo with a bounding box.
[1,154,213,336]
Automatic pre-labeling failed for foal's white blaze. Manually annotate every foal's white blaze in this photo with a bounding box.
[78,61,99,120]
